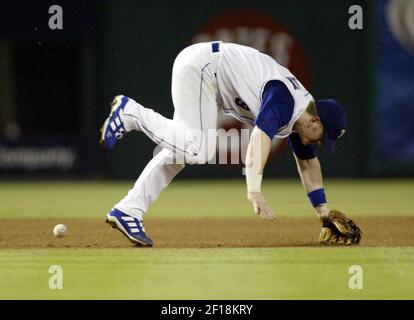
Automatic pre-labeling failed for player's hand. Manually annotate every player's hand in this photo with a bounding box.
[247,192,275,221]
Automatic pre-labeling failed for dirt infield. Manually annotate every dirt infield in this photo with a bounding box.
[0,217,413,249]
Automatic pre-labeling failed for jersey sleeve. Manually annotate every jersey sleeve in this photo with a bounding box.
[288,132,317,160]
[254,80,294,139]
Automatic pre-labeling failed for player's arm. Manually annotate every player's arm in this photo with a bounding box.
[245,80,294,221]
[245,126,275,221]
[288,133,329,219]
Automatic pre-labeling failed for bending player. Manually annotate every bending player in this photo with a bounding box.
[100,41,362,247]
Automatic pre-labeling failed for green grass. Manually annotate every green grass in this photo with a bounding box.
[0,247,413,299]
[0,179,413,219]
[0,179,413,299]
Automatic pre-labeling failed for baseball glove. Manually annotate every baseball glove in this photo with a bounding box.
[319,210,362,245]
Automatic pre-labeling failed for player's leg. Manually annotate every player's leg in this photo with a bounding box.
[110,46,219,218]
[170,43,219,164]
[100,94,195,156]
[114,147,185,219]
[100,44,219,162]
[105,43,219,247]
[105,96,217,247]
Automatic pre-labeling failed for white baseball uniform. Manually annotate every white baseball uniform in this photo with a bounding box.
[114,41,313,219]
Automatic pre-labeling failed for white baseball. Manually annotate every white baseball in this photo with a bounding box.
[53,224,68,238]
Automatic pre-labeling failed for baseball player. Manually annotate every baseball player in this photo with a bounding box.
[101,41,362,247]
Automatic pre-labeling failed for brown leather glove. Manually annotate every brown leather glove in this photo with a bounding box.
[319,210,362,245]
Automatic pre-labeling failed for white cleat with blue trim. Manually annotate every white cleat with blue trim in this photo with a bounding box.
[100,95,130,149]
[106,208,153,247]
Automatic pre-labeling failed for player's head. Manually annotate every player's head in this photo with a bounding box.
[296,99,347,153]
[316,99,347,153]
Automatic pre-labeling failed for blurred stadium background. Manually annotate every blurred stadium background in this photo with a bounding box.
[0,0,413,180]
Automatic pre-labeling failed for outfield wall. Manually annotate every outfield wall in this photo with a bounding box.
[0,0,412,178]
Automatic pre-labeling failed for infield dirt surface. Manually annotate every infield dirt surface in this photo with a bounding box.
[1,217,414,249]
[1,180,414,299]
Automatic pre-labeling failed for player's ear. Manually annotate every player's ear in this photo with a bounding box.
[310,116,321,127]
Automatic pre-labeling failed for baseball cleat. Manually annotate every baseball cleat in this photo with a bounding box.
[99,95,130,149]
[106,208,153,247]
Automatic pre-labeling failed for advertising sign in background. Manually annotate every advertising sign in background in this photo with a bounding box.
[377,0,414,166]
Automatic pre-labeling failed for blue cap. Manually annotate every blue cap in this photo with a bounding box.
[316,99,347,153]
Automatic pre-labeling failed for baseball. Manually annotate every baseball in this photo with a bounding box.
[53,224,68,238]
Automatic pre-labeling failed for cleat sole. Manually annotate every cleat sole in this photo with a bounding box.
[105,216,152,247]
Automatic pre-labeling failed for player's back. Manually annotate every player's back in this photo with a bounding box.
[216,42,310,128]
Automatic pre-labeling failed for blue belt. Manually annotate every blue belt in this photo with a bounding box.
[212,42,220,53]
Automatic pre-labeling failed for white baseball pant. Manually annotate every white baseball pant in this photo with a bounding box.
[114,42,221,219]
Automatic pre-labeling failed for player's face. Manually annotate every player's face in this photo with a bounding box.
[300,117,324,146]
